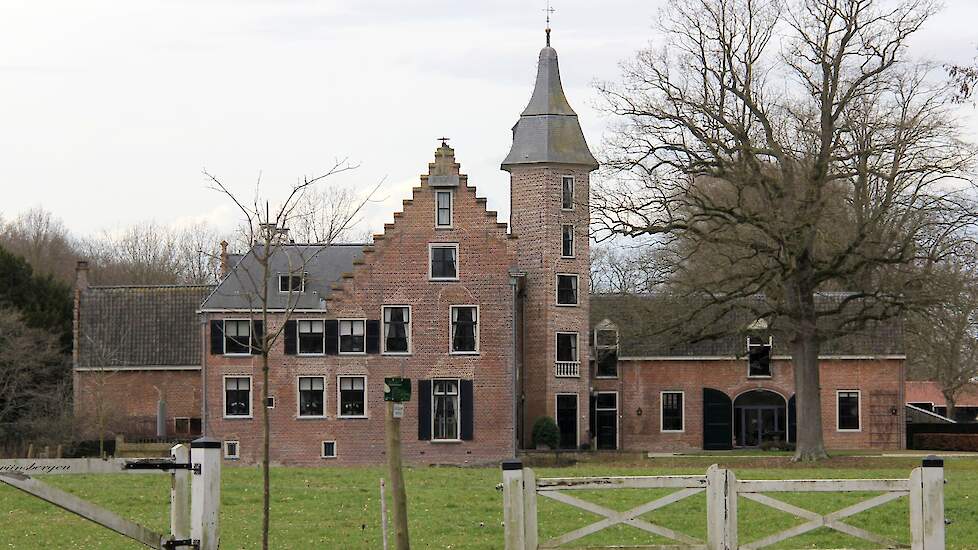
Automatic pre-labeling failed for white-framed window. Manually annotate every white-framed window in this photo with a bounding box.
[298,319,325,355]
[339,319,366,354]
[660,391,684,432]
[561,176,575,210]
[432,379,460,441]
[297,376,326,417]
[321,440,337,459]
[429,243,459,281]
[223,440,240,460]
[561,224,575,258]
[383,306,411,354]
[435,190,453,228]
[556,332,578,363]
[278,273,305,293]
[265,396,275,409]
[450,305,479,354]
[556,274,579,306]
[747,336,773,378]
[223,376,252,418]
[594,328,619,378]
[223,319,252,355]
[337,375,367,418]
[837,390,861,431]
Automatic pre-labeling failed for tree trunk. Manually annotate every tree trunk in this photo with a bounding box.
[262,349,270,550]
[944,392,957,422]
[787,277,829,462]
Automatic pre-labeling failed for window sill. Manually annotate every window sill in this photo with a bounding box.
[339,352,367,356]
[429,278,460,282]
[223,415,253,420]
[661,430,685,434]
[560,255,576,260]
[450,351,480,356]
[594,375,619,380]
[298,352,326,357]
[837,428,862,433]
[224,456,240,460]
[747,375,773,379]
[338,415,369,420]
[320,455,338,459]
[435,226,454,230]
[296,416,328,420]
[382,352,413,356]
[556,303,579,307]
[223,353,253,358]
[560,207,575,212]
[430,439,463,444]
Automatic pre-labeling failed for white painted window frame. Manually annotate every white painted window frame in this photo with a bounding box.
[836,389,862,432]
[435,190,454,228]
[222,375,253,419]
[449,304,480,355]
[428,243,460,281]
[297,319,327,356]
[338,318,367,355]
[321,440,337,459]
[296,375,327,419]
[746,335,774,379]
[555,331,579,363]
[555,273,579,306]
[431,378,462,442]
[278,272,306,293]
[222,319,253,356]
[660,390,685,433]
[223,440,240,460]
[382,305,413,355]
[336,375,368,419]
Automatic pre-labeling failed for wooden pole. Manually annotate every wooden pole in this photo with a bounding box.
[921,456,946,550]
[502,460,526,550]
[385,401,410,550]
[380,478,390,550]
[170,444,191,540]
[191,437,222,550]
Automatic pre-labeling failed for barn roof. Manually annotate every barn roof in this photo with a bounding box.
[76,284,214,369]
[590,293,904,358]
[199,243,365,311]
[906,381,978,408]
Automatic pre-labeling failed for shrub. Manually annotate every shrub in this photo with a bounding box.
[531,416,560,450]
[914,433,978,452]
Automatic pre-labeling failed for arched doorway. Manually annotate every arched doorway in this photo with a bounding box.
[733,389,787,447]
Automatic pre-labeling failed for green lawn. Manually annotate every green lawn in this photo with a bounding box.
[1,455,977,549]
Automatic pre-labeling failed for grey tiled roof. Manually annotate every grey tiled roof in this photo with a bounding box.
[77,285,214,368]
[590,293,904,358]
[200,243,365,311]
[501,46,598,169]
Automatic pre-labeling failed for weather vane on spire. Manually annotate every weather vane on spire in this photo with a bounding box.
[543,0,555,47]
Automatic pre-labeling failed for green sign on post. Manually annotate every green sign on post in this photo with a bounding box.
[384,377,411,402]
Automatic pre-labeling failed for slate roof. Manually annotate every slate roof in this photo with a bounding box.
[199,243,365,311]
[501,46,598,169]
[77,285,214,369]
[590,293,904,358]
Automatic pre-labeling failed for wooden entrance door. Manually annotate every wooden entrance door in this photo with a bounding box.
[703,388,733,450]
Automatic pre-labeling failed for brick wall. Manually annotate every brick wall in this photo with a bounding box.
[204,147,518,466]
[615,358,905,452]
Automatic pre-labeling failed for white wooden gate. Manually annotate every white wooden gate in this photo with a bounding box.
[501,457,946,550]
[0,437,222,550]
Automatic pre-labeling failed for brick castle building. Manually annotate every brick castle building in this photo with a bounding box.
[73,37,906,465]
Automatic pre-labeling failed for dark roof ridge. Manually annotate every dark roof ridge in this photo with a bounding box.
[88,284,216,290]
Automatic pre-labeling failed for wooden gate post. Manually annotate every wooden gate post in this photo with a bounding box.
[191,437,222,550]
[706,464,737,550]
[170,444,191,540]
[502,460,526,550]
[523,467,538,550]
[921,456,946,550]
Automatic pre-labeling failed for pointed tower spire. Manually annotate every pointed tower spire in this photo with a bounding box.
[501,43,597,170]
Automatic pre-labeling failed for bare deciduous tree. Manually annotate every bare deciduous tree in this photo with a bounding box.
[595,0,977,460]
[205,161,377,550]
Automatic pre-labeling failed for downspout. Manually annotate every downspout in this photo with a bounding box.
[509,270,526,457]
[201,316,208,436]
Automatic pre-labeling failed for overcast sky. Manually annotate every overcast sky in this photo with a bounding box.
[2,0,977,240]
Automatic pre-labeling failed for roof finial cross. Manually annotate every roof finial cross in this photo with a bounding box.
[438,137,451,147]
[543,0,555,46]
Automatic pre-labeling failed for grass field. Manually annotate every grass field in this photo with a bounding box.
[2,454,977,549]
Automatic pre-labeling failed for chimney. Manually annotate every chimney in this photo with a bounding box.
[75,260,90,291]
[219,240,230,278]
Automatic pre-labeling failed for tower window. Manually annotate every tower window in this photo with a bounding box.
[561,225,574,258]
[429,244,459,280]
[556,274,579,305]
[435,191,452,227]
[561,176,575,210]
[556,332,578,362]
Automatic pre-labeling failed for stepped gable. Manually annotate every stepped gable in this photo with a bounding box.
[325,142,514,303]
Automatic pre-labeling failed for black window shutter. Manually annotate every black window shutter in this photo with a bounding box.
[209,320,223,355]
[284,320,297,355]
[365,320,381,354]
[251,321,264,355]
[460,380,474,441]
[325,320,339,355]
[418,379,431,441]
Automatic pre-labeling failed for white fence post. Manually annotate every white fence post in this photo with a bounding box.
[191,437,222,550]
[170,444,191,540]
[921,456,946,550]
[502,459,526,550]
[523,467,538,550]
[706,464,737,550]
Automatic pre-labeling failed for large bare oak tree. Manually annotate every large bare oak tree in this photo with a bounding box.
[595,0,977,460]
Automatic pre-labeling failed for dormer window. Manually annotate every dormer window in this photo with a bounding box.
[561,176,575,210]
[435,191,453,228]
[747,336,773,378]
[279,273,305,293]
[595,328,619,378]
